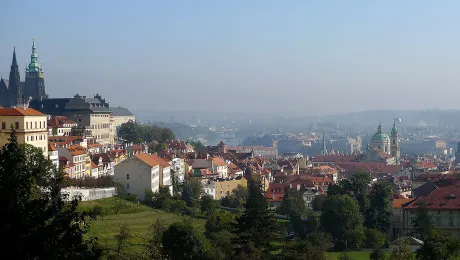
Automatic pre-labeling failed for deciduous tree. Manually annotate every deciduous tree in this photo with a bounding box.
[0,130,101,259]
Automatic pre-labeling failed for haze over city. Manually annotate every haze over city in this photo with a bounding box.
[2,1,460,115]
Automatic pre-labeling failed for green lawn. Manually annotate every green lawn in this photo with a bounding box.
[326,251,372,260]
[79,197,206,256]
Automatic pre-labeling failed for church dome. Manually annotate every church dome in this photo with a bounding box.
[372,132,390,142]
[371,123,390,142]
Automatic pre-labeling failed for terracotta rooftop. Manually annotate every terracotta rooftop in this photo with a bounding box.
[406,185,460,209]
[311,155,358,163]
[392,198,413,209]
[47,115,77,128]
[0,107,45,116]
[135,153,161,167]
[67,144,87,156]
[212,157,227,167]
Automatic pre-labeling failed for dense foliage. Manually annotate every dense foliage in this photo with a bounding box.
[321,194,365,249]
[118,121,175,144]
[0,130,101,258]
[61,175,114,188]
[232,180,278,258]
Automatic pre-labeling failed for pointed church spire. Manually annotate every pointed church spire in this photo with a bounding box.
[377,121,383,134]
[12,47,17,67]
[27,38,41,73]
[391,118,398,135]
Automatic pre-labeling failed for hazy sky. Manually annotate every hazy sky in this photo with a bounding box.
[2,1,460,115]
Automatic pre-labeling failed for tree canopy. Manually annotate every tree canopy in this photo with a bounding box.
[232,180,278,257]
[118,121,175,144]
[0,130,101,259]
[321,194,365,248]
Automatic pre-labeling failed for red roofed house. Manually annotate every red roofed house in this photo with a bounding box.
[58,144,88,178]
[0,107,48,157]
[403,184,460,238]
[211,157,228,178]
[47,115,77,136]
[114,153,163,200]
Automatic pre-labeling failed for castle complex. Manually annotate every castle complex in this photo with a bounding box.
[0,40,48,108]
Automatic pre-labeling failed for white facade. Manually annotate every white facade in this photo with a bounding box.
[114,156,161,200]
[0,109,48,157]
[48,149,59,168]
[171,157,185,182]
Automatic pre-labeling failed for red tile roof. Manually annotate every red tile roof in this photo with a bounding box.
[212,157,227,167]
[47,115,77,128]
[393,198,413,209]
[0,107,45,116]
[67,144,87,156]
[406,185,460,209]
[311,155,358,163]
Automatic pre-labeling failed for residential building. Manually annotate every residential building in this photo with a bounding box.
[47,115,77,136]
[110,106,135,134]
[30,94,113,145]
[58,144,87,178]
[211,157,228,178]
[114,153,162,200]
[48,143,59,168]
[91,153,115,176]
[0,107,48,157]
[403,185,460,238]
[215,176,247,200]
[390,198,413,241]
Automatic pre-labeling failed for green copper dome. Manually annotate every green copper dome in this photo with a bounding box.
[371,123,390,142]
[26,39,42,73]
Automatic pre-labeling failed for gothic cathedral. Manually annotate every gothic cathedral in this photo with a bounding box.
[0,39,48,108]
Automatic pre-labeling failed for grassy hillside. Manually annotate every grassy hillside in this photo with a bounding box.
[79,197,206,256]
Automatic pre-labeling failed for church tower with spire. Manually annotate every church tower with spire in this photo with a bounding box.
[320,132,328,155]
[25,39,47,101]
[8,47,23,107]
[390,118,400,163]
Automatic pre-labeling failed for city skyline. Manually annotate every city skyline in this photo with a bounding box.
[3,1,460,114]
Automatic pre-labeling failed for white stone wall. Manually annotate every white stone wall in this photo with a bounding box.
[61,187,116,201]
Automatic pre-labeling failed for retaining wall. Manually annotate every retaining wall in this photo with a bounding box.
[61,187,116,201]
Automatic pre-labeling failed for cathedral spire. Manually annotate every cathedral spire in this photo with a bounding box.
[27,39,41,73]
[391,118,398,135]
[12,47,18,67]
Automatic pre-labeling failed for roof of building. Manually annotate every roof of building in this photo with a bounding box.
[134,153,161,167]
[392,198,413,209]
[91,161,98,169]
[371,123,390,142]
[48,142,57,151]
[406,185,460,209]
[0,107,45,116]
[389,237,423,246]
[311,155,358,163]
[67,144,87,156]
[47,115,77,128]
[191,159,210,169]
[212,157,227,167]
[111,106,134,117]
[413,182,438,198]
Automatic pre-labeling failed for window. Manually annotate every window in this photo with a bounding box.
[26,122,28,129]
[437,210,441,215]
[127,174,130,180]
[436,217,442,226]
[35,122,37,128]
[1,122,5,129]
[126,183,130,189]
[31,136,34,141]
[39,122,42,128]
[449,217,454,226]
[15,122,19,129]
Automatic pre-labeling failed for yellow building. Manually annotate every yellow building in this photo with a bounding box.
[215,176,248,200]
[0,107,48,157]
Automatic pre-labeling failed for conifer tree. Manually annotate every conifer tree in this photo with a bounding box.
[0,129,101,259]
[233,179,277,258]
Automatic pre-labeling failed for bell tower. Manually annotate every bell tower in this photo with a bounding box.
[390,118,400,163]
[25,39,47,101]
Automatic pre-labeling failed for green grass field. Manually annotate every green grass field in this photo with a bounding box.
[79,197,206,255]
[326,251,371,260]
